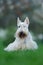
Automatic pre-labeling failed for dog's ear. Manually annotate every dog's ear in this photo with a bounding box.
[24,17,29,25]
[17,17,21,26]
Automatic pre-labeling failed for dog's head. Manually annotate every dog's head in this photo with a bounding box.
[16,17,30,39]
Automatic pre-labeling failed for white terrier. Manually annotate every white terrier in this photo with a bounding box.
[4,17,38,51]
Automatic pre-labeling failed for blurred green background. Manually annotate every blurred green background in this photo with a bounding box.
[0,0,43,65]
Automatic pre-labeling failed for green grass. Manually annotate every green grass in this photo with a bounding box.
[0,40,43,65]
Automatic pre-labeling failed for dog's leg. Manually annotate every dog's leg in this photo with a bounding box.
[21,43,26,50]
[25,32,38,50]
[4,39,21,51]
[26,40,38,50]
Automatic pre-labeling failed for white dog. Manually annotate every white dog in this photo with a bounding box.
[4,17,38,51]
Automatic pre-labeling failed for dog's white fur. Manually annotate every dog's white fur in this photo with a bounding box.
[4,17,38,51]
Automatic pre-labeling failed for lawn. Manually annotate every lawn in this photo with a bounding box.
[0,39,43,65]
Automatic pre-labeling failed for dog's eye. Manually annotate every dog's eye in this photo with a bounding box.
[18,26,20,28]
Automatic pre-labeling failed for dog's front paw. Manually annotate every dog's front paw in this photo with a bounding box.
[4,43,15,51]
[4,47,12,52]
[4,47,9,51]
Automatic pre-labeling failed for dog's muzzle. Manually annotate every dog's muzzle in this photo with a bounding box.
[18,31,27,38]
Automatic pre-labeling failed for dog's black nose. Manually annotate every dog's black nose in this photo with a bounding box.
[20,31,23,35]
[19,31,27,38]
